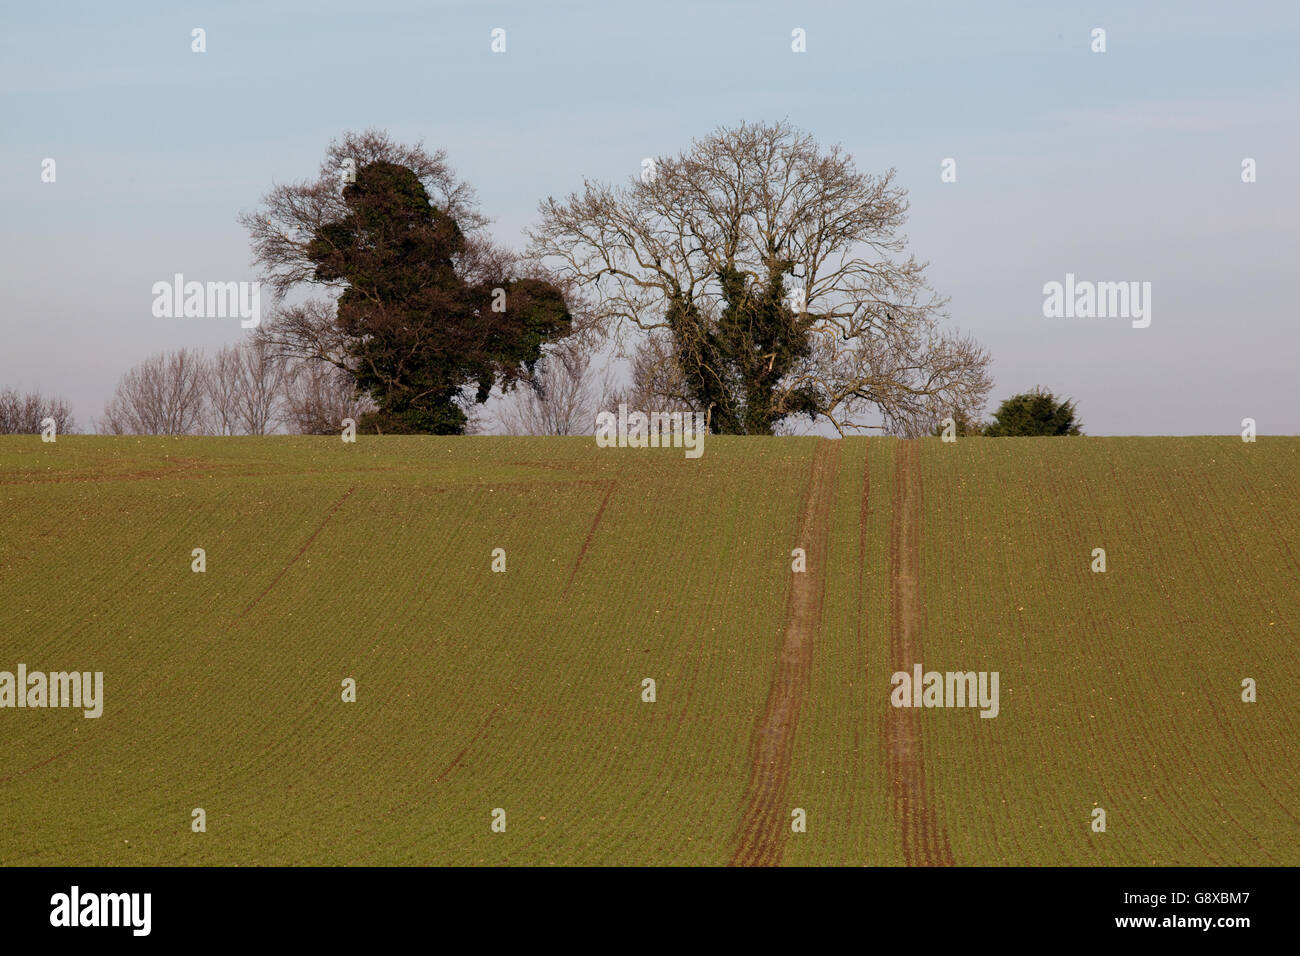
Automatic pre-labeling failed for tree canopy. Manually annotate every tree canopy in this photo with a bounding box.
[983,387,1083,437]
[529,120,991,436]
[243,130,573,434]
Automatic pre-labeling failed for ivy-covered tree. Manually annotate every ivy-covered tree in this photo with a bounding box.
[530,121,992,436]
[243,130,572,434]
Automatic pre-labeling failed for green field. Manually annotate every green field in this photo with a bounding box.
[1,435,1296,865]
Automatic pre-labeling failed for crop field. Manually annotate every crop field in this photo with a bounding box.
[0,435,1296,865]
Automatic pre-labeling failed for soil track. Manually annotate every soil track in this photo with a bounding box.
[0,739,89,786]
[566,480,617,590]
[884,441,954,865]
[384,705,504,818]
[731,440,839,866]
[240,485,355,617]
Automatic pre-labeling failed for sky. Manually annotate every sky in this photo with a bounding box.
[2,0,1297,435]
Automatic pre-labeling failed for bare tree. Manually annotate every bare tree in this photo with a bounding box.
[254,299,348,374]
[281,360,372,435]
[0,389,76,434]
[529,120,992,436]
[98,349,209,435]
[599,332,697,419]
[204,346,243,436]
[233,336,287,434]
[496,337,617,436]
[462,400,490,436]
[204,338,289,435]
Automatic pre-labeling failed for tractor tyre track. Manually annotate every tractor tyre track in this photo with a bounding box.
[566,480,617,591]
[730,440,839,866]
[240,486,355,618]
[884,441,955,866]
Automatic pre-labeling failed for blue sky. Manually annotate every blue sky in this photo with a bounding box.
[3,0,1297,433]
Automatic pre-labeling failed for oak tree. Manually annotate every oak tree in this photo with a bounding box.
[530,121,991,436]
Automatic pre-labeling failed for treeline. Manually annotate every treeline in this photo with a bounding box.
[6,125,1085,439]
[95,341,372,436]
[240,126,992,439]
[2,342,371,437]
[0,389,76,434]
